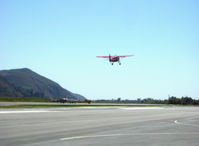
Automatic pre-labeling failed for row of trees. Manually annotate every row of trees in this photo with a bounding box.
[93,96,199,105]
[167,96,199,105]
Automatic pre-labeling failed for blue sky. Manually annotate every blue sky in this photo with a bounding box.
[0,0,199,99]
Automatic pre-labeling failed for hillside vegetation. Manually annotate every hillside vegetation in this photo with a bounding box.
[0,68,86,100]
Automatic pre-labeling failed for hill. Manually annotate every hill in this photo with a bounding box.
[0,68,86,100]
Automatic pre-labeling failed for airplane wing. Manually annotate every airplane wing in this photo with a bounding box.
[116,55,134,58]
[96,56,110,58]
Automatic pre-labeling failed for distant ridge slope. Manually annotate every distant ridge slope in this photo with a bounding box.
[0,68,86,100]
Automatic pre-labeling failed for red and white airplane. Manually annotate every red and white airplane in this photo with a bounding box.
[96,54,134,65]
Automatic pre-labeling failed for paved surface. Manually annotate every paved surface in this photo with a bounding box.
[0,102,158,106]
[0,106,199,146]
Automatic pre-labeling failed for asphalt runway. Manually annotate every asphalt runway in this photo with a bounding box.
[0,106,199,146]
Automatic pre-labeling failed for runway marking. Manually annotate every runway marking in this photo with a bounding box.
[0,110,58,114]
[60,132,199,141]
[120,107,164,110]
[174,120,199,127]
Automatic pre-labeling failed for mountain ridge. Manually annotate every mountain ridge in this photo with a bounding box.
[0,68,86,100]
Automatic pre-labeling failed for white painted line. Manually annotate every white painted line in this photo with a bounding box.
[0,110,57,114]
[77,107,110,109]
[174,120,199,127]
[174,120,178,124]
[60,132,199,141]
[120,107,164,110]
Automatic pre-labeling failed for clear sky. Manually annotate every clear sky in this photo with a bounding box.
[0,0,199,99]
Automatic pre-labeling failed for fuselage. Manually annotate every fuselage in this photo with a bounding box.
[109,57,120,62]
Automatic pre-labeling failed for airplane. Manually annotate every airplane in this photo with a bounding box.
[96,54,134,65]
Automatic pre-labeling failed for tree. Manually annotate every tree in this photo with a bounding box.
[168,96,181,104]
[181,97,193,105]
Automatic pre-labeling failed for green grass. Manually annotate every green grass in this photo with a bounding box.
[0,96,52,102]
[0,104,167,108]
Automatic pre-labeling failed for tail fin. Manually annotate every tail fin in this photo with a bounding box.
[109,54,111,62]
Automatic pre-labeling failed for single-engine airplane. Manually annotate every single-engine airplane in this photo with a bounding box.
[96,54,134,65]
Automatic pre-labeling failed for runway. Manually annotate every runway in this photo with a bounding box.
[0,106,199,146]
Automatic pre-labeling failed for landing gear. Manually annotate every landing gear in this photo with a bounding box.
[118,58,121,65]
[118,61,121,65]
[111,63,114,65]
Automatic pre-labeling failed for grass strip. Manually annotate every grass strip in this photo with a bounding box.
[0,104,166,108]
[0,97,51,102]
